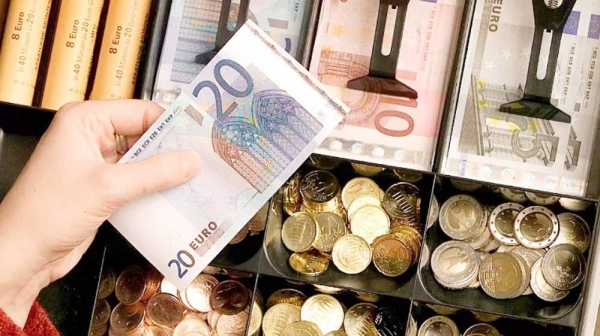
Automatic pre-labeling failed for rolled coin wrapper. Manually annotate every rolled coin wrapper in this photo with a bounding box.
[90,0,151,99]
[41,0,104,110]
[0,0,52,105]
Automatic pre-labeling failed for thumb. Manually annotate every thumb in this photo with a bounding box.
[106,150,202,204]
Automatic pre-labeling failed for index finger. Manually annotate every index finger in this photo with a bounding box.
[77,99,166,136]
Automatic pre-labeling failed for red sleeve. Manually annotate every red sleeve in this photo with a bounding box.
[0,301,60,336]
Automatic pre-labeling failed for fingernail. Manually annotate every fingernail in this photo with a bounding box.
[182,151,202,178]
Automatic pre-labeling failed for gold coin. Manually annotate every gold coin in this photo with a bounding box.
[282,212,318,252]
[281,321,324,336]
[300,170,341,204]
[262,303,302,336]
[351,162,385,177]
[92,299,110,328]
[325,331,347,336]
[332,235,372,274]
[350,206,390,244]
[343,303,377,336]
[341,177,381,209]
[146,293,185,328]
[347,195,382,221]
[354,291,380,303]
[479,253,523,299]
[185,274,219,312]
[301,294,344,334]
[110,302,145,335]
[98,268,116,299]
[313,212,347,252]
[372,234,412,277]
[249,302,263,336]
[289,250,330,276]
[266,289,307,308]
[115,266,147,305]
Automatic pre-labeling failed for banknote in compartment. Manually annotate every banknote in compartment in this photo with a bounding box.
[441,0,600,197]
[309,0,465,171]
[152,0,310,107]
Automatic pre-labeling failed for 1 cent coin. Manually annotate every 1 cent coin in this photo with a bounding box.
[210,280,249,315]
[115,266,147,305]
[146,293,184,328]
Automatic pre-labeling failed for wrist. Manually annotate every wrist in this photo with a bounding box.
[0,210,50,327]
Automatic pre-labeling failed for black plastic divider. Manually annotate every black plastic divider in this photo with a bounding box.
[414,174,598,329]
[260,160,434,299]
[409,301,574,335]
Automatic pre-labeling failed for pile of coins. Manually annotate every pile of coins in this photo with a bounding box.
[91,265,254,336]
[281,169,423,277]
[252,285,411,336]
[414,316,501,336]
[432,189,590,302]
[228,202,268,245]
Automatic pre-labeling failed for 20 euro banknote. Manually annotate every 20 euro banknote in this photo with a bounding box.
[108,21,348,290]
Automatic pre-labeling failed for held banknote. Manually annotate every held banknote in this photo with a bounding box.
[309,0,465,171]
[109,21,348,290]
[152,0,310,107]
[441,0,600,196]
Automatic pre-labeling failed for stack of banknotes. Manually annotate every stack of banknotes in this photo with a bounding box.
[109,21,348,289]
[440,0,600,197]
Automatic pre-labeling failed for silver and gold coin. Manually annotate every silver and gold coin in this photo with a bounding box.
[431,241,479,290]
[499,187,527,203]
[489,203,524,246]
[439,195,486,241]
[301,294,344,334]
[541,244,586,291]
[530,259,570,302]
[559,197,592,212]
[417,316,459,336]
[478,253,524,299]
[282,212,318,253]
[551,213,591,253]
[406,316,417,336]
[514,206,559,249]
[525,192,560,205]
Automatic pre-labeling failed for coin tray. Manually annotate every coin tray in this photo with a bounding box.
[261,160,434,299]
[414,176,598,328]
[409,301,575,335]
[253,274,413,335]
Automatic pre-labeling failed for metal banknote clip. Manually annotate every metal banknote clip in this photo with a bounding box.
[499,0,577,123]
[195,0,250,65]
[347,0,417,99]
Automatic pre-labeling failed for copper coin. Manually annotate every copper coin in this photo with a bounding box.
[115,266,147,305]
[98,268,116,299]
[145,325,170,336]
[110,302,145,334]
[92,299,110,327]
[216,307,250,335]
[173,315,211,336]
[160,277,179,297]
[185,274,219,312]
[229,224,250,244]
[146,293,185,328]
[142,267,164,301]
[372,234,412,277]
[210,280,249,315]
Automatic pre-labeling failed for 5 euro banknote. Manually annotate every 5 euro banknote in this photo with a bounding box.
[108,21,348,290]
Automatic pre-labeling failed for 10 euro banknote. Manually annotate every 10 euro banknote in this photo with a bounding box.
[108,21,348,290]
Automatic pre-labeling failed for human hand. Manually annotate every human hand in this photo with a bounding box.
[0,100,201,327]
